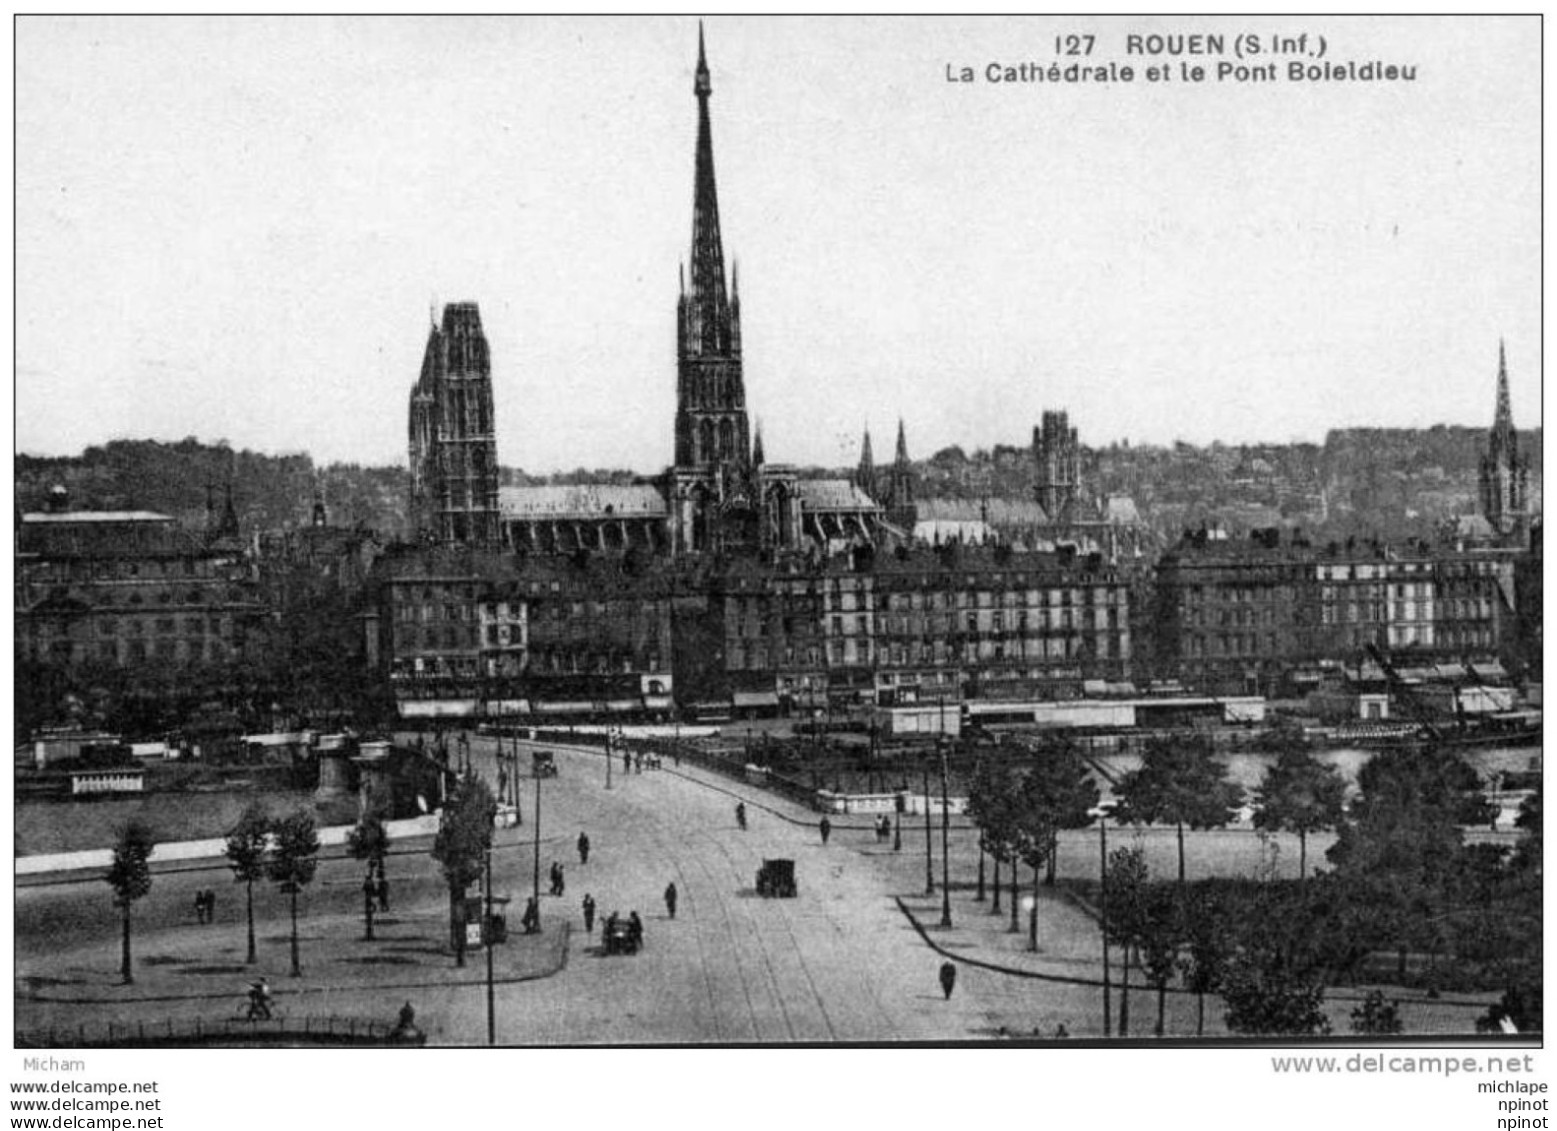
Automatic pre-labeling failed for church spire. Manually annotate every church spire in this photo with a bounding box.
[857,426,876,496]
[687,22,729,357]
[894,417,910,465]
[752,420,765,466]
[1493,339,1515,438]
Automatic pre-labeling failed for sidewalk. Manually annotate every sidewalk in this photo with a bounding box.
[15,813,442,877]
[16,881,572,1045]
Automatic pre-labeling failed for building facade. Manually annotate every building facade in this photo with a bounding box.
[408,302,501,547]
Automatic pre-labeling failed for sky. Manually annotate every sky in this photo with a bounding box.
[15,15,1541,474]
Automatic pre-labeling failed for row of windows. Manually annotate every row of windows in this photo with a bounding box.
[725,634,1126,672]
[34,615,235,639]
[733,610,1125,638]
[815,587,1124,614]
[31,638,234,664]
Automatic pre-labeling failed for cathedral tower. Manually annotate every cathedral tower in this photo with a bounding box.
[884,418,918,531]
[671,28,753,552]
[1034,409,1082,521]
[408,302,501,546]
[1479,341,1530,538]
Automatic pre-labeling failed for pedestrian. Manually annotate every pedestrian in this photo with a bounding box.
[582,893,597,934]
[939,961,957,1001]
[548,862,560,896]
[735,802,747,830]
[819,816,832,846]
[892,816,901,852]
[634,752,643,774]
[623,748,632,774]
[664,881,678,919]
[629,910,644,949]
[554,863,565,898]
[376,875,391,913]
[577,831,591,865]
[522,897,540,934]
[1053,1023,1070,1039]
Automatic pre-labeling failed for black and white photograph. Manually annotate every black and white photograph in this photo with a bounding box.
[9,11,1544,1121]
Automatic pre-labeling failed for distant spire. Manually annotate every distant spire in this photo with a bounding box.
[752,420,765,466]
[857,427,876,496]
[894,417,910,465]
[215,480,240,540]
[1494,338,1515,436]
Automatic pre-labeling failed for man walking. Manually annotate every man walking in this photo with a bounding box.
[577,831,591,865]
[582,893,596,934]
[939,961,958,1001]
[819,817,832,846]
[664,882,678,920]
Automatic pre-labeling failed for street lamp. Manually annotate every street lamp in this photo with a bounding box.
[1099,804,1112,1038]
[531,752,542,931]
[484,843,495,1045]
[605,728,613,791]
[922,753,934,896]
[939,737,952,929]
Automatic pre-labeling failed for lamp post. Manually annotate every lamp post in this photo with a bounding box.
[974,752,986,902]
[531,753,542,931]
[1100,806,1112,1038]
[939,737,952,929]
[922,754,934,896]
[509,731,522,827]
[484,844,495,1045]
[605,729,613,790]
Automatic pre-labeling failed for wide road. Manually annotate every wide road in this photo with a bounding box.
[19,737,1081,1044]
[407,738,998,1044]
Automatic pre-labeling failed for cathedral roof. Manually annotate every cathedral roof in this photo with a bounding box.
[499,484,669,520]
[917,497,1051,525]
[1102,495,1142,524]
[793,478,880,512]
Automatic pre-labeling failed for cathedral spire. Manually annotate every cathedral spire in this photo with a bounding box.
[857,426,875,496]
[894,417,910,465]
[1493,339,1515,437]
[687,23,729,356]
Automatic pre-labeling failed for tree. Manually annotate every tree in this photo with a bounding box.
[224,804,272,965]
[1009,748,1098,951]
[1219,882,1332,1037]
[965,760,1018,921]
[1327,745,1490,978]
[106,820,156,985]
[1112,736,1244,883]
[1350,990,1403,1035]
[1102,847,1150,1037]
[1253,746,1347,879]
[1177,885,1232,1037]
[1513,784,1541,873]
[431,773,496,968]
[1220,953,1332,1037]
[1138,884,1184,1037]
[266,810,320,977]
[347,814,390,941]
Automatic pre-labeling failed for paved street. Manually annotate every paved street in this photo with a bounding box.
[15,735,1500,1045]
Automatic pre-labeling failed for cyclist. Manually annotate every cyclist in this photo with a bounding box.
[246,977,273,1021]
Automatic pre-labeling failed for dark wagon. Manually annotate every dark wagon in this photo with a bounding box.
[756,858,796,898]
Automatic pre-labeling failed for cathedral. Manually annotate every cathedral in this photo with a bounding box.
[414,30,887,561]
[1478,341,1531,539]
